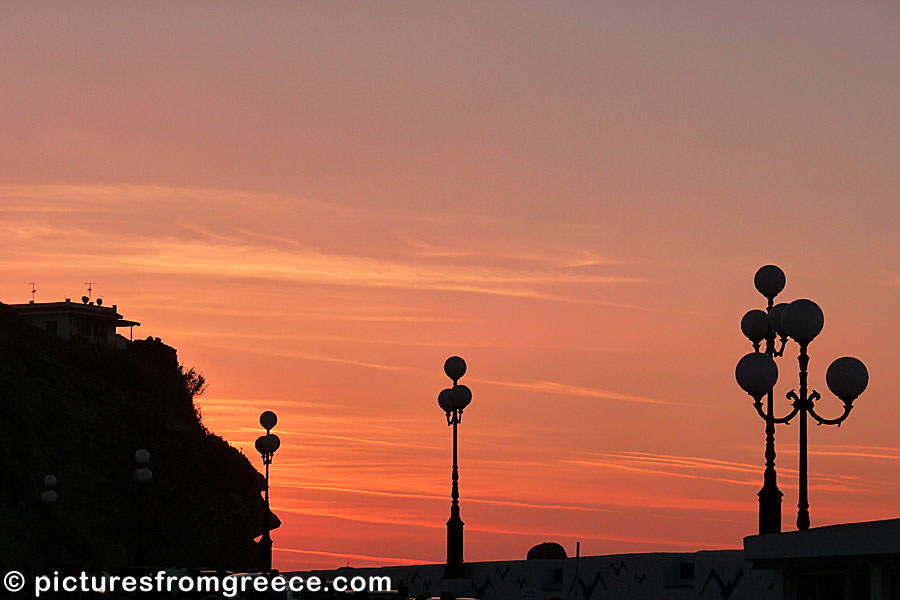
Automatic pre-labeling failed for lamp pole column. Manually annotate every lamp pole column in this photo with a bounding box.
[744,265,788,535]
[261,458,272,571]
[256,411,280,572]
[758,302,783,534]
[41,474,58,569]
[447,408,464,578]
[796,343,811,531]
[438,356,471,580]
[132,449,152,566]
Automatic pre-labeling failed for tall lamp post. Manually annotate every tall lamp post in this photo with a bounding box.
[256,411,280,572]
[737,278,868,531]
[437,356,472,579]
[41,474,58,568]
[739,264,790,534]
[133,449,152,565]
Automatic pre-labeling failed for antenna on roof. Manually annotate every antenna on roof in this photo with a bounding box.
[84,282,94,301]
[29,282,36,303]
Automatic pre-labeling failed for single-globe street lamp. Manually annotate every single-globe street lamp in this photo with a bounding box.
[256,410,280,572]
[437,356,472,579]
[133,449,152,565]
[737,275,868,531]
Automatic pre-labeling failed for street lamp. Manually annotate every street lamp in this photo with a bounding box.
[437,356,472,579]
[133,449,152,565]
[41,474,58,568]
[737,264,790,534]
[41,473,58,505]
[736,267,868,531]
[780,298,867,530]
[255,410,280,572]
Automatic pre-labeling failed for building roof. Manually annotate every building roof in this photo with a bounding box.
[7,300,141,327]
[744,518,900,567]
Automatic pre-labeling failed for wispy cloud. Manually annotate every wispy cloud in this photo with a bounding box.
[274,502,730,550]
[137,301,458,324]
[567,451,894,491]
[217,343,412,371]
[563,457,758,487]
[0,183,302,212]
[273,481,754,518]
[274,546,429,566]
[238,429,442,452]
[0,183,644,304]
[117,238,638,298]
[276,483,625,514]
[876,269,900,287]
[196,397,325,410]
[809,449,900,461]
[476,378,674,405]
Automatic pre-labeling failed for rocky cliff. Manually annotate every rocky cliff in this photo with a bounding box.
[0,304,278,573]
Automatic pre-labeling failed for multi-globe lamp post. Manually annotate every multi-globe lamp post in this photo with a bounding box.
[437,356,472,579]
[737,265,790,534]
[736,265,868,531]
[255,410,280,572]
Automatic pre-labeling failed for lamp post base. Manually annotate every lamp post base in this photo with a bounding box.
[440,576,473,598]
[758,484,783,534]
[259,534,273,572]
[445,514,464,579]
[443,563,466,580]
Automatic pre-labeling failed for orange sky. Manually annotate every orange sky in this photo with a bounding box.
[2,2,900,571]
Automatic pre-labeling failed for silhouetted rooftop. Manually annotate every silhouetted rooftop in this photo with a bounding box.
[7,299,141,327]
[744,518,900,566]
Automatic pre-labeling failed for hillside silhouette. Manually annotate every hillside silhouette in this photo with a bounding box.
[0,303,278,573]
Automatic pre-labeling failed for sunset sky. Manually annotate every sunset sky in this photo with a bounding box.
[2,2,900,571]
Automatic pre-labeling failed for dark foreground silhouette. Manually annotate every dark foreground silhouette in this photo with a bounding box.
[0,303,278,574]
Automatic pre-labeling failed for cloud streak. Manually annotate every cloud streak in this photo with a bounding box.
[0,183,641,304]
[274,547,429,566]
[567,451,896,492]
[476,378,675,405]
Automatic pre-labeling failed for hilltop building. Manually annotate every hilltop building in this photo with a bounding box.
[7,297,140,347]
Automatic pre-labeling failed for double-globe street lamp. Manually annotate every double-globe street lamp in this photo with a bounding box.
[133,449,153,565]
[41,474,58,567]
[255,410,280,572]
[437,356,472,579]
[736,266,868,531]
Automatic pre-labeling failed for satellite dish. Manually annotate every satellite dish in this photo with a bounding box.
[82,296,90,304]
[96,298,103,306]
